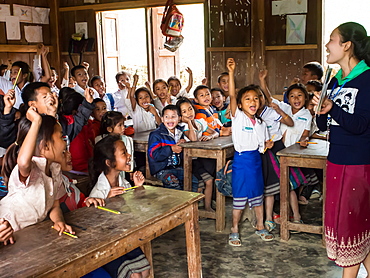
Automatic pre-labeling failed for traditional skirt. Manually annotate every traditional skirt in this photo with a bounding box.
[325,161,370,267]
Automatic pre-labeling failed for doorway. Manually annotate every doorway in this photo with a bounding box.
[97,4,205,96]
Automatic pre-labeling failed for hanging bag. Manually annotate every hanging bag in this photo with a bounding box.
[161,0,184,37]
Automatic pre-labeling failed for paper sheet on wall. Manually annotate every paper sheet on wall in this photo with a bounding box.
[286,14,306,44]
[32,7,50,24]
[272,0,307,16]
[5,16,21,40]
[24,26,43,43]
[0,4,10,22]
[13,4,33,23]
[75,22,88,38]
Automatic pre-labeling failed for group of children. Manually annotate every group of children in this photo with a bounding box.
[0,44,326,275]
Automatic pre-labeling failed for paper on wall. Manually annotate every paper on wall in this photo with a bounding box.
[286,14,306,44]
[5,16,21,40]
[13,4,33,23]
[32,7,50,24]
[24,26,43,43]
[272,0,307,16]
[0,4,10,22]
[75,22,88,38]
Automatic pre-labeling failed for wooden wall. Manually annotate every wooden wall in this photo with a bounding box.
[0,0,60,79]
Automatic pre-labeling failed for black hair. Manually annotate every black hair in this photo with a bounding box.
[286,83,309,108]
[58,87,76,104]
[210,87,225,97]
[153,79,168,90]
[306,80,323,92]
[12,61,33,83]
[90,75,103,87]
[100,111,125,135]
[337,22,370,66]
[93,98,105,105]
[58,91,84,115]
[217,72,229,84]
[134,87,153,102]
[236,84,263,123]
[115,71,131,83]
[303,62,324,80]
[162,104,180,117]
[0,64,8,71]
[176,97,198,114]
[71,65,87,78]
[167,76,181,86]
[2,115,57,184]
[193,85,209,99]
[21,82,50,111]
[88,134,121,193]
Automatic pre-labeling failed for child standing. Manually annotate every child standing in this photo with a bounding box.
[168,67,193,98]
[226,58,274,246]
[71,65,99,98]
[107,71,131,115]
[148,105,197,191]
[211,87,231,127]
[91,75,112,111]
[0,110,73,235]
[152,79,176,114]
[217,72,230,102]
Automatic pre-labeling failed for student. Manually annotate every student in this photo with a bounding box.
[33,44,51,84]
[217,72,230,101]
[0,110,73,235]
[168,67,193,98]
[176,97,218,212]
[211,87,231,127]
[91,75,112,111]
[71,65,99,98]
[300,61,324,85]
[127,86,161,132]
[90,98,107,140]
[9,61,33,109]
[226,58,274,246]
[152,79,176,114]
[107,71,131,115]
[148,105,197,191]
[193,85,230,136]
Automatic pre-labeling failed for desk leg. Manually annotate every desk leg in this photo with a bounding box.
[280,157,290,241]
[145,146,151,179]
[215,151,226,232]
[141,241,154,278]
[183,149,192,191]
[185,202,202,278]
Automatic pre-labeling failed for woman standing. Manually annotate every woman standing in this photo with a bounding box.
[315,22,370,278]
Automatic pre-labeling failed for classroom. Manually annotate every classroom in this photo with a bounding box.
[0,0,370,277]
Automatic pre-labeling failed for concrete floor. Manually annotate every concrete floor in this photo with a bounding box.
[151,197,368,278]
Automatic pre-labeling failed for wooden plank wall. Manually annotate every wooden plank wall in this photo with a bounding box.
[0,0,60,80]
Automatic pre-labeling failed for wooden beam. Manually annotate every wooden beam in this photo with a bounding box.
[50,0,61,78]
[206,47,251,52]
[265,44,318,51]
[0,45,54,53]
[59,0,203,12]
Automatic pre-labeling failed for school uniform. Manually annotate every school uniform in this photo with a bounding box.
[89,172,131,199]
[107,88,129,115]
[126,99,158,132]
[153,96,177,115]
[175,88,190,98]
[73,84,99,99]
[231,109,268,209]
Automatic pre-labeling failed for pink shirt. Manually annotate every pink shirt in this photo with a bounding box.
[0,157,66,231]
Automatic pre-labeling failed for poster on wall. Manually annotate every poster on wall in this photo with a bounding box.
[286,14,306,44]
[272,0,307,16]
[32,7,50,24]
[0,4,10,22]
[25,26,43,43]
[75,22,88,38]
[5,16,21,40]
[13,4,33,23]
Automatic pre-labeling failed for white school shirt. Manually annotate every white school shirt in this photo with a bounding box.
[110,88,129,115]
[176,88,190,98]
[89,172,130,199]
[73,84,99,99]
[259,106,283,141]
[14,82,29,109]
[127,99,158,132]
[100,94,112,111]
[0,157,66,231]
[153,96,177,115]
[180,118,208,140]
[231,108,269,153]
[273,99,312,147]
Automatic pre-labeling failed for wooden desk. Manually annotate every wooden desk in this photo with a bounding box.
[132,130,152,179]
[277,139,329,241]
[181,136,234,232]
[0,186,203,278]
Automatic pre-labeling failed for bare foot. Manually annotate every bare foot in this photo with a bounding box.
[205,207,215,213]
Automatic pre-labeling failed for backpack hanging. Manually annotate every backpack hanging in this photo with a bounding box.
[215,160,233,197]
[161,0,184,37]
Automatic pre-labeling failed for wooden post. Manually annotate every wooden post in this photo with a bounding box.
[141,241,154,278]
[280,156,290,241]
[183,148,192,191]
[185,202,202,278]
[215,150,226,232]
[49,0,61,79]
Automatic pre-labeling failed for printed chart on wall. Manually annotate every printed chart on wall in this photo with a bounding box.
[0,4,10,22]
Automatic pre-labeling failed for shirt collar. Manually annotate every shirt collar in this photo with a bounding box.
[335,60,370,85]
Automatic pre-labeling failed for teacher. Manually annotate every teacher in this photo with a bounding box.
[316,22,370,278]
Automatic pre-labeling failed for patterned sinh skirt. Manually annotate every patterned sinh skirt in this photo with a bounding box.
[325,161,370,267]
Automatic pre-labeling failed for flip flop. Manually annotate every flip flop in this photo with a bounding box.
[264,220,276,232]
[291,219,304,234]
[228,233,241,246]
[255,229,274,241]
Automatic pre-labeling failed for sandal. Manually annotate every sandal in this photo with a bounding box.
[264,220,276,232]
[291,219,304,234]
[255,229,274,241]
[228,233,241,246]
[298,196,309,205]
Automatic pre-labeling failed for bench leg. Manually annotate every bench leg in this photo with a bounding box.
[215,191,225,232]
[141,241,154,278]
[280,157,290,241]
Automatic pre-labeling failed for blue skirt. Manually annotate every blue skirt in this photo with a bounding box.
[232,150,264,199]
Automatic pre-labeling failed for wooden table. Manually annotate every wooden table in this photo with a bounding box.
[132,130,152,179]
[277,139,329,241]
[181,136,234,232]
[0,186,203,278]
